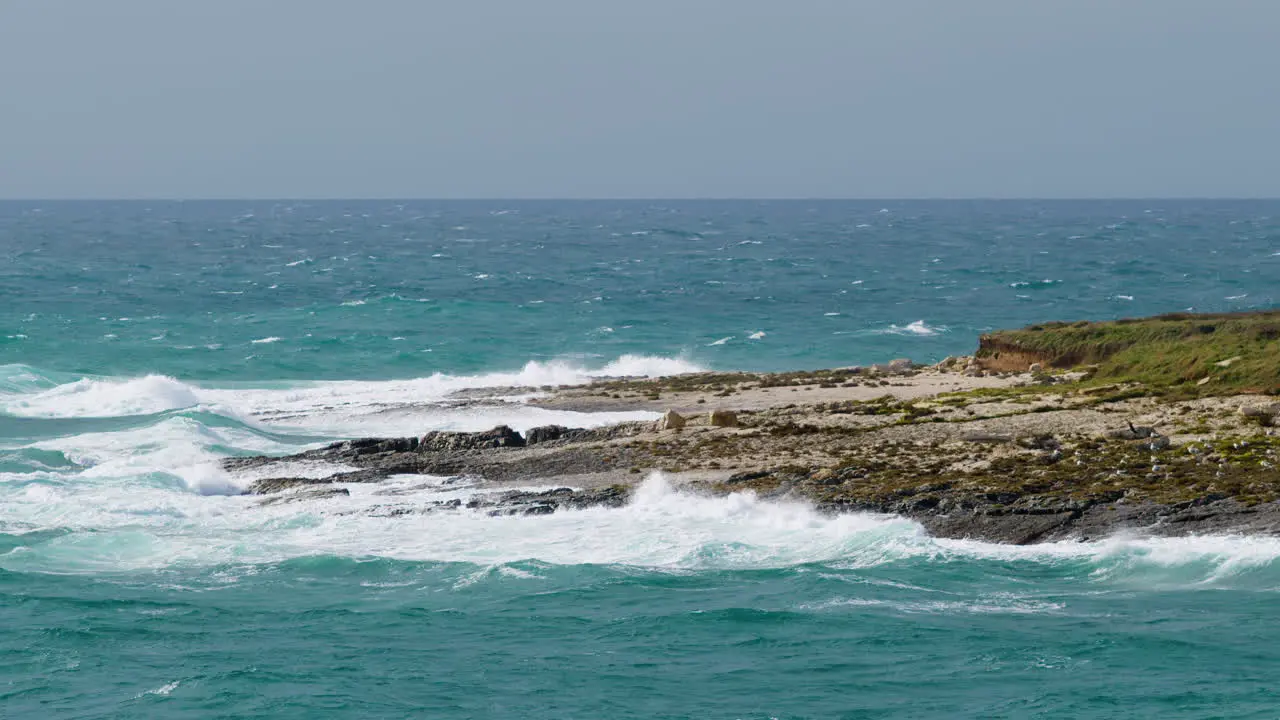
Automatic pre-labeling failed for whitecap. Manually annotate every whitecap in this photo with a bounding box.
[748,331,766,340]
[708,336,733,346]
[877,320,943,337]
[138,680,181,698]
[250,337,282,344]
[2,375,200,417]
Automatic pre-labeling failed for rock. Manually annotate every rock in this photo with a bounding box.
[1240,404,1280,418]
[658,410,686,430]
[1105,423,1156,440]
[341,437,420,456]
[725,470,774,485]
[1028,363,1043,373]
[525,425,570,445]
[809,467,841,485]
[420,425,525,452]
[961,432,1014,444]
[1215,356,1243,368]
[1141,435,1172,451]
[1196,376,1213,386]
[1017,433,1060,451]
[962,358,984,377]
[888,358,916,372]
[708,410,738,427]
[250,477,334,495]
[257,486,351,506]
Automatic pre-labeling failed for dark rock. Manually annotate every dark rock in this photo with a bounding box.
[420,425,526,452]
[726,470,774,485]
[256,486,351,506]
[526,425,569,445]
[249,477,333,495]
[1017,434,1060,451]
[1106,422,1157,440]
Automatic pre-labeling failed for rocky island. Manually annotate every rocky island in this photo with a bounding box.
[226,311,1280,544]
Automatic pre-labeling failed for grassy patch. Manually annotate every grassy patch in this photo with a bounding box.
[979,311,1280,396]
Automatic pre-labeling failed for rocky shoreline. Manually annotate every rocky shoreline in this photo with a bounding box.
[225,354,1280,545]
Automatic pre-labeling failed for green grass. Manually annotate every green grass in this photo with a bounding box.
[979,311,1280,396]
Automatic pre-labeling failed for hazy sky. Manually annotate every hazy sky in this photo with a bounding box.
[2,0,1277,198]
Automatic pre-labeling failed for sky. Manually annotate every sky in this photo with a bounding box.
[1,0,1277,199]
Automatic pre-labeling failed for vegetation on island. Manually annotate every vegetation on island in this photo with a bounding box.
[978,310,1280,396]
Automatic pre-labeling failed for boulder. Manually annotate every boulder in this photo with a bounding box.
[1028,363,1043,373]
[888,358,916,372]
[1141,435,1172,451]
[1240,404,1280,418]
[963,358,984,377]
[708,410,738,427]
[525,425,570,445]
[341,437,419,456]
[659,410,686,430]
[420,425,525,452]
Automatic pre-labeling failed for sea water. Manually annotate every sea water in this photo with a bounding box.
[2,200,1279,718]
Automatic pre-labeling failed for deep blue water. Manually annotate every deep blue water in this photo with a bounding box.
[2,200,1279,718]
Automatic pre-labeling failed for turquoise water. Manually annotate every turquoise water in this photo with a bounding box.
[3,200,1280,718]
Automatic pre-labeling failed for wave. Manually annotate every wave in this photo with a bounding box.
[3,473,1280,583]
[3,374,202,418]
[0,355,701,424]
[871,320,944,337]
[1009,279,1062,289]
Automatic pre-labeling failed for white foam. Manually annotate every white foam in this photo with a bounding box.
[137,680,181,698]
[878,320,943,337]
[748,331,766,340]
[4,471,1280,582]
[0,474,911,572]
[1,355,701,423]
[250,336,282,344]
[3,375,200,417]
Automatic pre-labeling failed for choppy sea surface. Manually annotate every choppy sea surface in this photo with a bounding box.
[2,200,1279,718]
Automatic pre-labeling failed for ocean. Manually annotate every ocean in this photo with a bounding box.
[2,200,1279,718]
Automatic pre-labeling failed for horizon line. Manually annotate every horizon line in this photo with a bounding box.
[3,196,1280,203]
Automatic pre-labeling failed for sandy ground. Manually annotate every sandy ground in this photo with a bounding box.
[533,368,1023,414]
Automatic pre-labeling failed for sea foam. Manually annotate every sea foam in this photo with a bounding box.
[4,471,1280,584]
